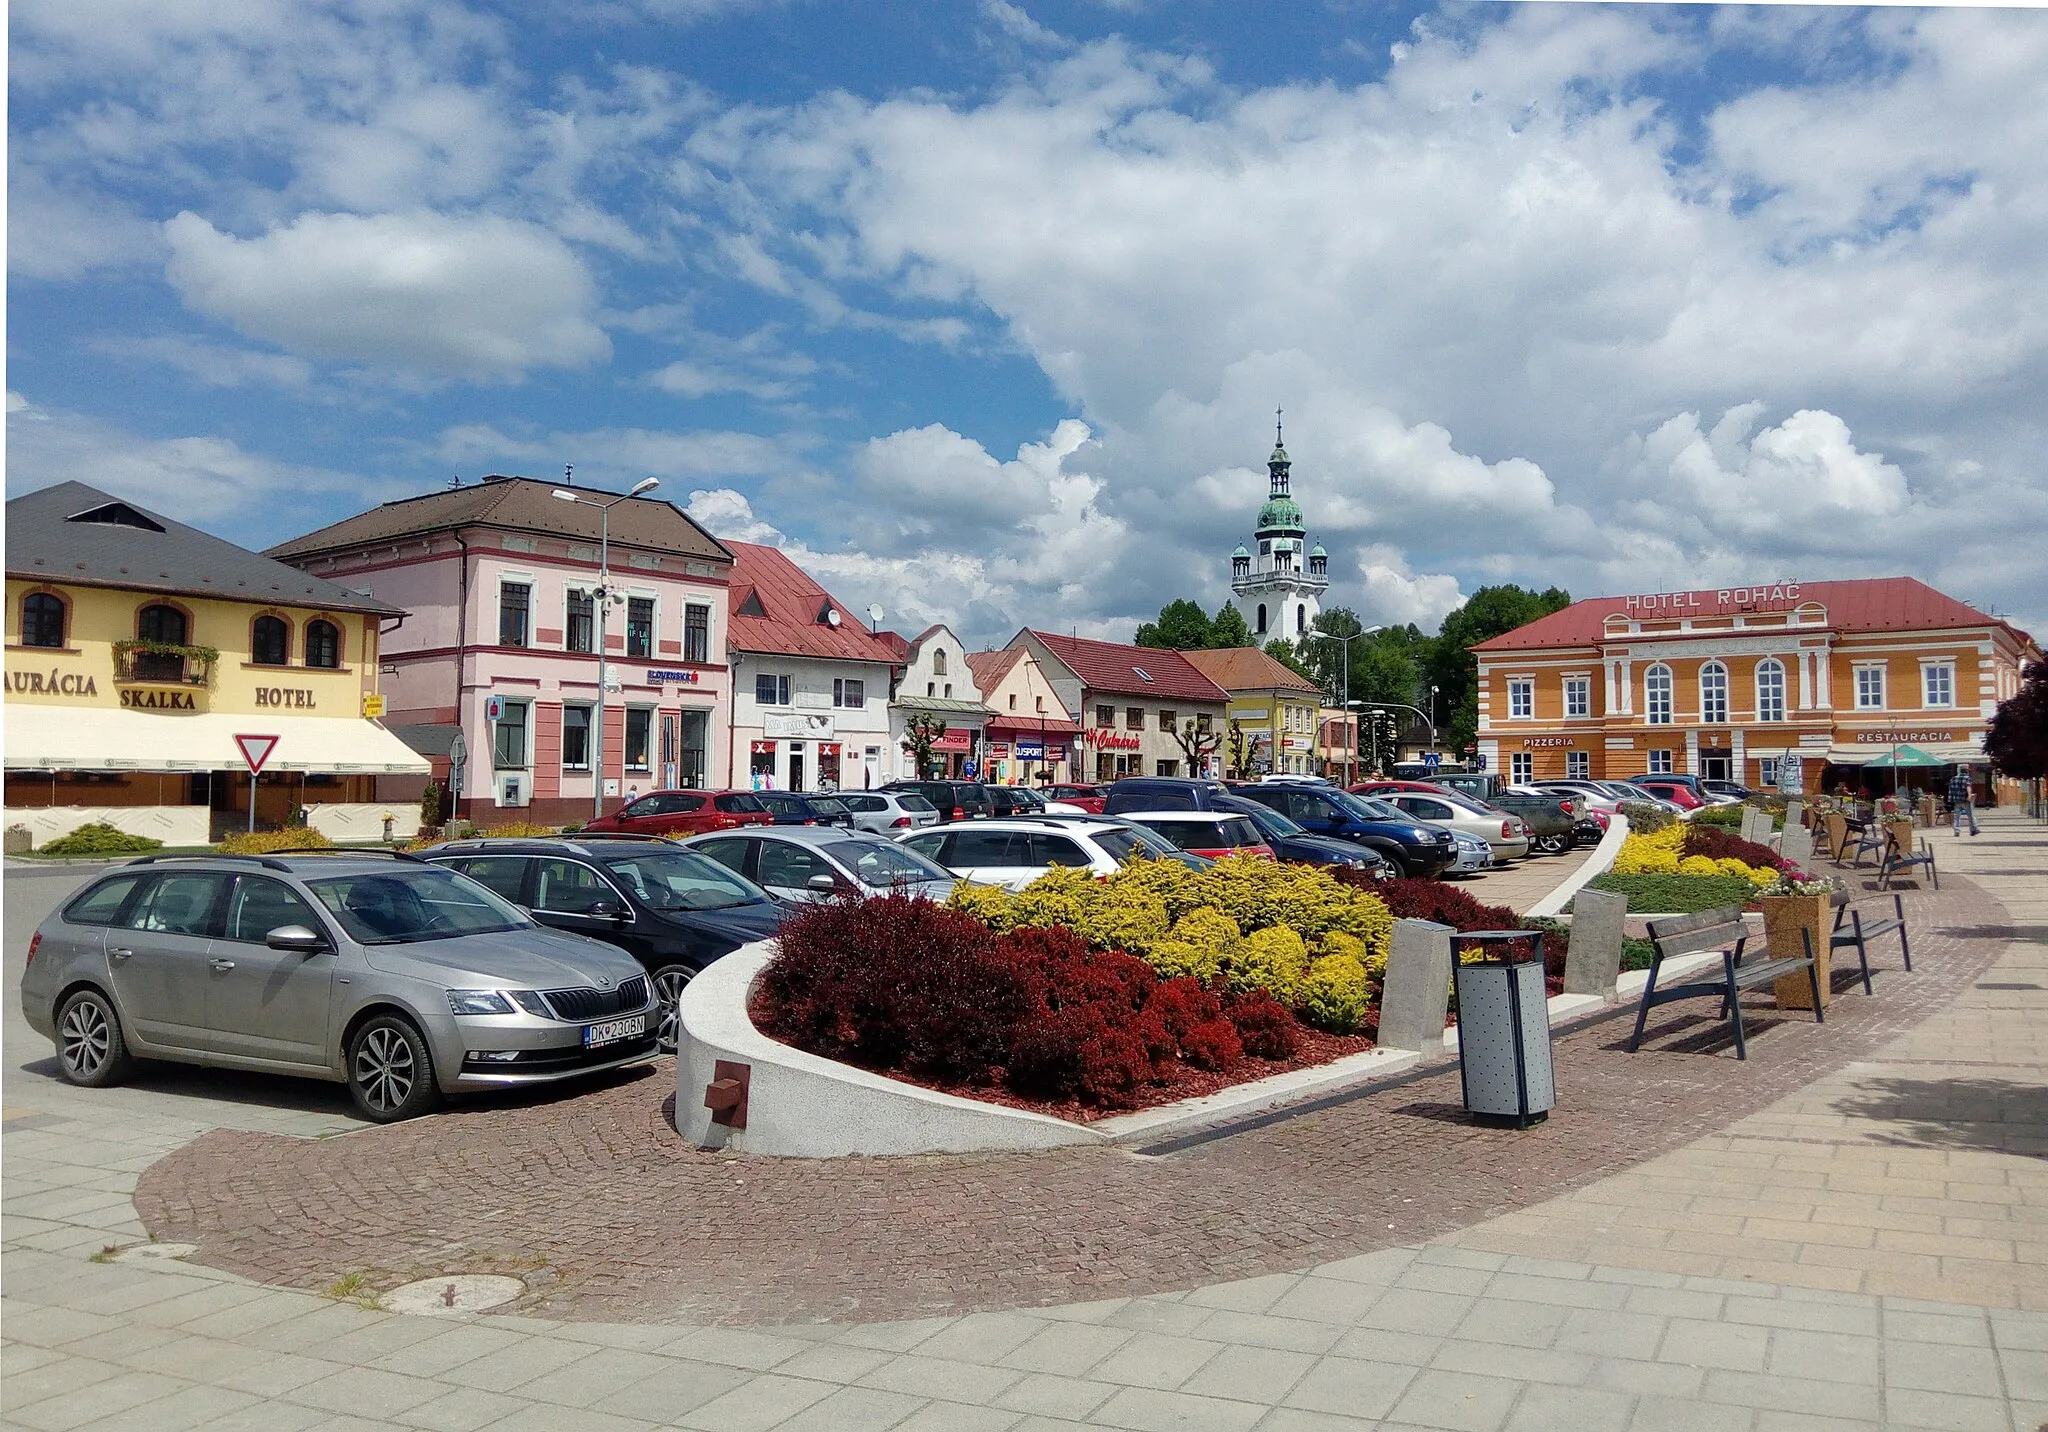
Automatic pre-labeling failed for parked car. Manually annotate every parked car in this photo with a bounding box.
[1597,781,1689,815]
[1047,783,1106,814]
[582,789,773,838]
[1625,776,1705,811]
[1117,811,1275,861]
[800,793,860,827]
[1214,795,1390,877]
[897,817,1194,890]
[1442,827,1494,876]
[425,836,784,1053]
[1701,779,1762,802]
[1428,771,1501,804]
[831,790,942,834]
[1529,780,1624,815]
[880,779,995,822]
[1100,776,1234,816]
[985,785,1089,817]
[1376,791,1533,861]
[749,791,838,826]
[1490,787,1583,855]
[682,827,958,905]
[1232,784,1457,878]
[21,851,659,1122]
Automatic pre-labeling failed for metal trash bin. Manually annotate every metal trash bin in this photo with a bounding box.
[1452,930,1555,1128]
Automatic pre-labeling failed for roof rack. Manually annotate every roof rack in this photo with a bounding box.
[126,852,295,873]
[124,847,428,872]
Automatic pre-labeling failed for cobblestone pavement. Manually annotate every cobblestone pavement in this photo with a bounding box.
[132,869,2012,1326]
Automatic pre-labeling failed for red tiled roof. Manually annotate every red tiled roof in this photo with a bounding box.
[1179,646,1320,694]
[724,542,903,664]
[1025,631,1232,703]
[1471,577,2034,653]
[965,648,1023,691]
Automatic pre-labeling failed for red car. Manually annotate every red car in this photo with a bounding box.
[582,789,774,838]
[1047,783,1107,814]
[1349,779,1458,799]
[1627,778,1704,811]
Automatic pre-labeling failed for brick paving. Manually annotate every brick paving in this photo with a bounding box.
[134,872,2015,1327]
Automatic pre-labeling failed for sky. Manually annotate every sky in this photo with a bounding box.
[9,0,2047,651]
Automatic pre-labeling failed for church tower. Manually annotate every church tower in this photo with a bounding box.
[1229,413,1329,641]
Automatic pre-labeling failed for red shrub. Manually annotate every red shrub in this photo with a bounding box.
[1682,824,1786,870]
[1370,877,1519,932]
[1180,1016,1244,1071]
[1224,990,1300,1060]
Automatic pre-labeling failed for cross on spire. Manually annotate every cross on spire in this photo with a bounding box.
[1275,406,1283,447]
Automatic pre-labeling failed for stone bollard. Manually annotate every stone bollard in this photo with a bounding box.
[1780,821,1815,867]
[1378,918,1455,1057]
[1562,888,1627,1002]
[1783,798,1804,831]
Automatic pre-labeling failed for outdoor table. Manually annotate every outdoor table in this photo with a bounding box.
[1450,930,1555,1128]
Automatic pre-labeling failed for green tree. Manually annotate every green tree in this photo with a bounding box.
[900,710,948,778]
[1134,599,1214,650]
[1208,603,1253,649]
[1426,584,1571,755]
[1261,637,1315,682]
[1986,659,2048,780]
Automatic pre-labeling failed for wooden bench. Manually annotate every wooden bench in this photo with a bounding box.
[1628,903,1823,1060]
[1878,829,1938,890]
[1831,890,1913,990]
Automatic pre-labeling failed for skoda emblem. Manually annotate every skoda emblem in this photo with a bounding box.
[596,976,612,989]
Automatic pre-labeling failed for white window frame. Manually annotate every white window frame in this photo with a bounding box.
[1699,661,1729,724]
[1563,676,1590,719]
[1648,749,1674,775]
[1644,664,1674,725]
[561,703,593,771]
[623,705,654,772]
[755,673,792,707]
[1566,751,1590,779]
[1507,678,1534,719]
[1854,663,1886,710]
[1921,662,1955,709]
[1759,757,1779,788]
[1756,659,1787,723]
[833,677,866,709]
[1510,752,1534,783]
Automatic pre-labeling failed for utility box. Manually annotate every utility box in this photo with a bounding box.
[1452,931,1556,1128]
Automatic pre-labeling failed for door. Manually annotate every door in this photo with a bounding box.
[205,876,338,1066]
[1701,751,1732,782]
[788,749,806,792]
[442,856,533,907]
[753,839,847,902]
[689,836,758,881]
[108,873,228,1051]
[942,828,1039,889]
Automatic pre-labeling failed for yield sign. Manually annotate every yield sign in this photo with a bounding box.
[234,733,281,775]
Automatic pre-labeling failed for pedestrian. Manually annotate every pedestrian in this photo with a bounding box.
[1947,768,1979,837]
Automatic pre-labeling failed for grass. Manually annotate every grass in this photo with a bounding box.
[1586,872,1758,914]
[1619,936,1659,971]
[325,1272,384,1310]
[89,1245,121,1264]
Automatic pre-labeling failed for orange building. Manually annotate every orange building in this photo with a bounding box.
[1470,578,2039,799]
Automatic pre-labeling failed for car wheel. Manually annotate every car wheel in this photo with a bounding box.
[346,1014,438,1123]
[55,988,133,1088]
[651,964,698,1054]
[1532,833,1569,855]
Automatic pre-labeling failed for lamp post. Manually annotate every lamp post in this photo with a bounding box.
[553,476,660,820]
[1317,624,1382,785]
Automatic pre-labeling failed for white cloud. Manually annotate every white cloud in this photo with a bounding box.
[92,336,313,390]
[432,420,810,486]
[163,210,610,379]
[1352,547,1467,633]
[685,487,785,545]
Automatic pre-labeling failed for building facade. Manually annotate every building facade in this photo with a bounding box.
[1228,420,1329,643]
[1470,578,2041,799]
[268,476,734,825]
[724,542,898,792]
[1180,647,1324,777]
[887,624,988,780]
[967,646,1082,786]
[5,483,424,844]
[1009,631,1230,781]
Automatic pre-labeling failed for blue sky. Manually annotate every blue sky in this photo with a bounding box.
[9,1,2047,648]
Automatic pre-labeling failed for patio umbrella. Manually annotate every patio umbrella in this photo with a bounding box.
[1863,743,1946,795]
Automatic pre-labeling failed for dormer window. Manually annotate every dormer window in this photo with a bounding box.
[1131,666,1154,683]
[66,501,165,532]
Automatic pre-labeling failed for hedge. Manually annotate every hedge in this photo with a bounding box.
[38,822,163,857]
[1585,873,1758,913]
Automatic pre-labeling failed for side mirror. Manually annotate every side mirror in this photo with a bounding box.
[586,901,627,921]
[266,924,329,954]
[806,873,842,892]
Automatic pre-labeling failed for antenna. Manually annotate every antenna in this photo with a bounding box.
[564,463,574,487]
[448,474,462,489]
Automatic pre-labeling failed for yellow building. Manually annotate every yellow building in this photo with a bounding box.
[1471,577,2040,800]
[5,483,427,845]
[1179,647,1324,778]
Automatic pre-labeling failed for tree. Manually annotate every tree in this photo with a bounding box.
[1209,603,1253,649]
[1261,637,1315,682]
[900,711,948,778]
[1172,716,1222,776]
[1225,719,1257,780]
[1426,584,1571,754]
[1986,659,2048,780]
[1134,599,1215,650]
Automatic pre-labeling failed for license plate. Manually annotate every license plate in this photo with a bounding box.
[583,1014,646,1048]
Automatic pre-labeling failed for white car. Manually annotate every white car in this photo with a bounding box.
[897,817,1189,891]
[1116,811,1275,861]
[832,790,942,834]
[1377,791,1532,861]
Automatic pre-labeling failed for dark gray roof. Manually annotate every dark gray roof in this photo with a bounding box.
[5,482,403,616]
[265,475,735,566]
[389,723,465,758]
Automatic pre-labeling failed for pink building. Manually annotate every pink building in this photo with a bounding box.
[269,476,736,825]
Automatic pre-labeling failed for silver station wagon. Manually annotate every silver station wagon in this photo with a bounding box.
[20,851,658,1122]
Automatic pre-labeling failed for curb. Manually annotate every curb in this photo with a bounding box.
[1523,812,1629,918]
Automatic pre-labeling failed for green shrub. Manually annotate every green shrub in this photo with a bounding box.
[1616,801,1676,834]
[1619,936,1660,971]
[39,822,163,857]
[1585,872,1757,913]
[1222,925,1309,1003]
[1692,805,1745,829]
[218,827,335,855]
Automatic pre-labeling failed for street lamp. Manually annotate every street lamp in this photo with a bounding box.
[553,476,660,819]
[1316,624,1382,785]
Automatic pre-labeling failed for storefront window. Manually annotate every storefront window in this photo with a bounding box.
[681,710,710,788]
[1566,751,1590,779]
[1511,753,1533,782]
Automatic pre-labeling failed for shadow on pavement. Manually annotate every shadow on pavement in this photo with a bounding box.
[1833,1075,2048,1159]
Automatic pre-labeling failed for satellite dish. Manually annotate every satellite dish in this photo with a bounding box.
[826,608,842,628]
[867,604,884,630]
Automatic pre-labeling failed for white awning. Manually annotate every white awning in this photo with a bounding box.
[3,706,431,775]
[1824,741,1988,766]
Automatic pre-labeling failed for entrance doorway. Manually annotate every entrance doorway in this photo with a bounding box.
[1700,749,1732,782]
[788,745,806,792]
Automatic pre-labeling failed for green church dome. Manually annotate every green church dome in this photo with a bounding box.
[1256,495,1305,532]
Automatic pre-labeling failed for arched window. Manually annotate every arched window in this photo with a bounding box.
[1256,603,1268,634]
[1296,604,1306,635]
[21,592,65,648]
[1756,659,1786,723]
[251,615,289,666]
[932,648,947,676]
[1644,663,1673,725]
[135,603,190,682]
[305,620,341,669]
[1699,660,1729,723]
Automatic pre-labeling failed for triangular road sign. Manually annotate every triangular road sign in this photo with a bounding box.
[234,733,281,774]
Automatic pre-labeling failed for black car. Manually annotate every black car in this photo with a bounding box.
[1232,783,1456,878]
[752,791,852,827]
[423,836,784,1053]
[881,779,994,822]
[1701,779,1762,801]
[1214,795,1389,877]
[985,785,1049,817]
[1099,776,1233,815]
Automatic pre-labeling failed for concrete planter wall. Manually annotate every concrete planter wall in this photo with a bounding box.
[4,805,211,848]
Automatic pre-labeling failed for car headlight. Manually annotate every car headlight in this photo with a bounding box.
[507,990,551,1017]
[447,989,516,1016]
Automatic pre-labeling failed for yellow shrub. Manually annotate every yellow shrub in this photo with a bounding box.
[946,881,1019,931]
[1678,855,1723,877]
[1613,831,1684,875]
[478,821,561,838]
[1299,953,1374,1034]
[1008,866,1094,929]
[1074,884,1170,956]
[1223,925,1309,1003]
[1112,855,1208,922]
[218,827,335,855]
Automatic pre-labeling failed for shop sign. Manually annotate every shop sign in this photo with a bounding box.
[932,728,974,753]
[362,693,386,718]
[1853,729,1956,744]
[1082,728,1143,750]
[6,668,99,697]
[121,688,198,711]
[1282,736,1311,751]
[254,686,316,709]
[1620,584,1802,613]
[988,742,1010,758]
[1520,736,1571,748]
[1015,739,1046,760]
[764,711,834,739]
[1229,707,1270,721]
[646,668,701,685]
[819,743,842,757]
[750,740,778,754]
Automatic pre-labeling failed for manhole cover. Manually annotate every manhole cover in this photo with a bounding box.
[110,1242,198,1265]
[384,1275,525,1316]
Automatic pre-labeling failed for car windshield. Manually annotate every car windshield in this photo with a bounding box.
[1329,789,1395,822]
[308,868,529,944]
[1093,824,1182,863]
[827,840,953,886]
[602,850,769,912]
[1007,787,1047,807]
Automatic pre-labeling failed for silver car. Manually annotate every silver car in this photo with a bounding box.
[831,790,942,834]
[681,826,958,902]
[20,851,658,1123]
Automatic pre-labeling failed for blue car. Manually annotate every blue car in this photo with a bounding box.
[1214,795,1389,878]
[1231,782,1457,879]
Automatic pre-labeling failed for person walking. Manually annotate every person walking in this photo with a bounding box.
[1947,768,1980,836]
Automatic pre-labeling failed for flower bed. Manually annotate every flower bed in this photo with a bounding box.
[1586,872,1760,913]
[1609,821,1783,886]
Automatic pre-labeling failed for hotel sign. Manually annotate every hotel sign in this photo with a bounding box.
[7,668,99,698]
[1620,584,1802,613]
